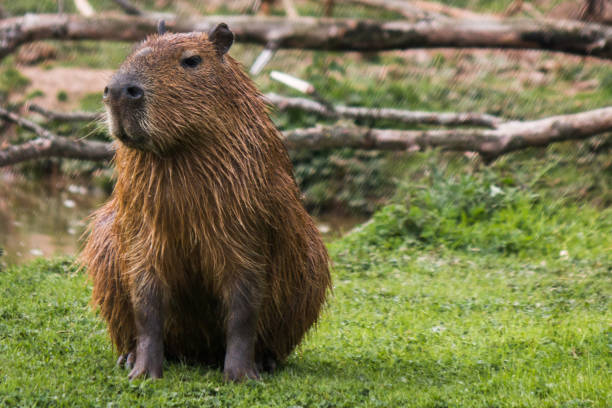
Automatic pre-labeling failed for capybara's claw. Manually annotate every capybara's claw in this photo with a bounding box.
[128,356,162,380]
[223,364,260,383]
[117,352,135,369]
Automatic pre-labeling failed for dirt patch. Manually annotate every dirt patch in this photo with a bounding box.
[14,66,114,111]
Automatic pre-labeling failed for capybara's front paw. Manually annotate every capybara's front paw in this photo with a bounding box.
[126,342,163,380]
[223,362,260,383]
[128,354,163,380]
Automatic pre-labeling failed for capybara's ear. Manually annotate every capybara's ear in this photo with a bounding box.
[157,20,167,35]
[208,23,234,56]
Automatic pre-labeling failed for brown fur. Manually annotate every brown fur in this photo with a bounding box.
[80,29,331,371]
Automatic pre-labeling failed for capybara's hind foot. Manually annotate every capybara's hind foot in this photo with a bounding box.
[117,352,135,370]
[256,354,278,374]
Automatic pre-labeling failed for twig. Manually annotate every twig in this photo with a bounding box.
[73,0,95,17]
[0,107,57,139]
[265,93,503,128]
[270,71,315,94]
[0,107,113,166]
[250,41,279,76]
[111,0,143,15]
[29,104,104,122]
[281,0,299,18]
[269,72,335,112]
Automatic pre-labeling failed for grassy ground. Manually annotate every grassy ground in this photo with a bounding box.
[1,172,610,407]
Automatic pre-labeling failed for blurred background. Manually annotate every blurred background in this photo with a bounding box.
[0,0,610,266]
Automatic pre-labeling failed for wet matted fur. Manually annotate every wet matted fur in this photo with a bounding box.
[80,25,331,376]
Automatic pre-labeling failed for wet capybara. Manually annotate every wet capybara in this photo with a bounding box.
[80,22,331,382]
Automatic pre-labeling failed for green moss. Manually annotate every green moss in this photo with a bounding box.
[56,90,68,102]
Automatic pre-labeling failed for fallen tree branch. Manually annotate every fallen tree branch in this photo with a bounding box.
[265,93,503,128]
[1,106,611,166]
[3,14,612,60]
[0,107,57,139]
[0,107,114,166]
[283,107,612,160]
[0,134,114,166]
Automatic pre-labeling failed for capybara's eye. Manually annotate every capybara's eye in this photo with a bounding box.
[181,55,202,69]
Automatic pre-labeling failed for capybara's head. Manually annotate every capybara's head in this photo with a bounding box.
[103,22,235,155]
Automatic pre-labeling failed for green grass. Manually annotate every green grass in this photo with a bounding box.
[1,175,610,406]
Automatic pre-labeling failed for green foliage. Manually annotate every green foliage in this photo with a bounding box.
[291,149,400,214]
[0,66,30,101]
[56,90,68,102]
[342,168,612,257]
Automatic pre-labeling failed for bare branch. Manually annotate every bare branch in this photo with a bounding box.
[1,106,611,166]
[0,107,57,139]
[250,42,278,75]
[270,72,315,94]
[283,107,612,160]
[111,0,143,16]
[73,0,95,17]
[0,135,114,166]
[0,107,113,166]
[29,104,104,122]
[2,14,612,60]
[266,93,503,128]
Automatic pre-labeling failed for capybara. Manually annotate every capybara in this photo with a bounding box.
[80,22,331,382]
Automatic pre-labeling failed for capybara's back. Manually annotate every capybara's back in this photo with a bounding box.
[80,22,331,382]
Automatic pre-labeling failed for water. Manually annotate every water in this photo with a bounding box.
[0,171,107,265]
[0,171,364,266]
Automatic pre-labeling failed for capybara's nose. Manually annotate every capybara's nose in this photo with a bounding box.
[104,77,144,104]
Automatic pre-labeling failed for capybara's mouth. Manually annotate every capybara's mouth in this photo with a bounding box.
[108,108,148,150]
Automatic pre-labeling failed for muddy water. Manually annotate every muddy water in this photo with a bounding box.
[0,171,365,266]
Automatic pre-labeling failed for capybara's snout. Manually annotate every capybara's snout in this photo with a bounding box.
[104,73,149,148]
[104,73,144,106]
